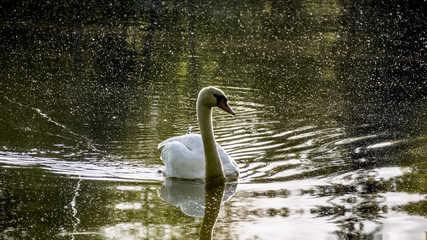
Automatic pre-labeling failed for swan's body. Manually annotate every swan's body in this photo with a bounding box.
[158,87,239,182]
[158,134,239,179]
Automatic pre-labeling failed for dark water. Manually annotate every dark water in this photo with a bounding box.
[1,0,426,239]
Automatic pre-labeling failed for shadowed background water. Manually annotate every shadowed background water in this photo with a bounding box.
[1,0,426,239]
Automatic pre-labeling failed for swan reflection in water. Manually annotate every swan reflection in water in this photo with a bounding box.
[161,178,237,239]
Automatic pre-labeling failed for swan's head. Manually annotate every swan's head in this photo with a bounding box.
[198,87,235,115]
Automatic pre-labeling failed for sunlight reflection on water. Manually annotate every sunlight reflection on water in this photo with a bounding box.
[0,151,163,182]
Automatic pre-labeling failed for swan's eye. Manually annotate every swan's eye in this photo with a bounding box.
[213,94,227,106]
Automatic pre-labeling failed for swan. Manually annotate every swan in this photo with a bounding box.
[158,87,239,182]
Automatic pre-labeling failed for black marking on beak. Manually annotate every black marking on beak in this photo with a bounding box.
[214,94,235,116]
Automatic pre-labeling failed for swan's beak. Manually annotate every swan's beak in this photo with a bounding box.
[218,99,235,116]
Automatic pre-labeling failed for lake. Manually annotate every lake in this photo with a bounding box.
[1,0,426,239]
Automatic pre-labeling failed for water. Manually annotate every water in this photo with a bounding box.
[1,0,426,239]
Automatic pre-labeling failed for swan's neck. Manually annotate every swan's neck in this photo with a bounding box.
[197,102,226,183]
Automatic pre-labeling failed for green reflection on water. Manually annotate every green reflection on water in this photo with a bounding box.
[1,166,204,239]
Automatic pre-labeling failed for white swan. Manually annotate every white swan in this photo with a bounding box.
[158,87,239,182]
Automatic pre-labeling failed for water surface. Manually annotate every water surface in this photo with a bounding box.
[1,0,426,239]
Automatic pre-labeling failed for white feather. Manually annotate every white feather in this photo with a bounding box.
[158,133,239,179]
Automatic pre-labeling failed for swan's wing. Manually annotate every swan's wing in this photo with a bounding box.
[186,126,193,134]
[216,144,239,176]
[158,134,203,151]
[159,134,232,165]
[158,133,238,178]
[158,134,205,179]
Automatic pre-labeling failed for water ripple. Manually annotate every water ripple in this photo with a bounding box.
[214,107,406,183]
[0,85,416,186]
[0,151,163,182]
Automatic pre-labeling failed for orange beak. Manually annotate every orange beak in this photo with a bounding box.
[218,98,235,116]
